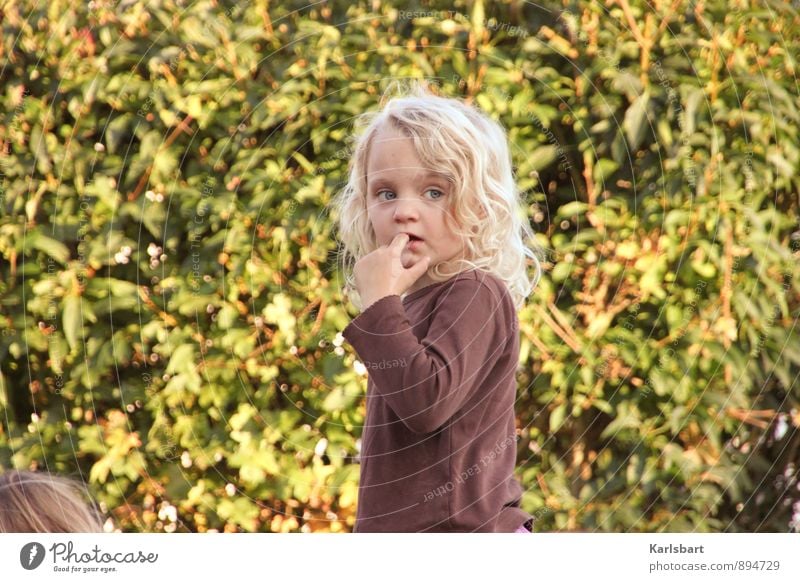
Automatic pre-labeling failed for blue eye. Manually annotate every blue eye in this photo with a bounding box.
[375,189,445,200]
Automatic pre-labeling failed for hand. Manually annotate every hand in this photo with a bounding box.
[354,234,431,310]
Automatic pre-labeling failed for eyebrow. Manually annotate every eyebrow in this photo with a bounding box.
[367,172,450,189]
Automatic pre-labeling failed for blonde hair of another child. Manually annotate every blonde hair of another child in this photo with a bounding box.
[0,470,104,533]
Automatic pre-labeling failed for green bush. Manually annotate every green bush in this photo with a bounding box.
[1,0,798,532]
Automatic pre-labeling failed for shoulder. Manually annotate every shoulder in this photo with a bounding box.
[426,271,517,343]
[449,269,510,303]
[436,269,513,313]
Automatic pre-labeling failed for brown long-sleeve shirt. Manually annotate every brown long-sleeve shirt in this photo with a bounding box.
[341,268,532,532]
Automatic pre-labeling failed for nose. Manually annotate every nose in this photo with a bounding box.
[392,197,420,222]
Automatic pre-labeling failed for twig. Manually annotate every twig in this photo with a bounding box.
[533,304,581,352]
[128,116,195,202]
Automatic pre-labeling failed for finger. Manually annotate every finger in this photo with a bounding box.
[406,255,431,280]
[391,232,409,245]
[389,233,409,253]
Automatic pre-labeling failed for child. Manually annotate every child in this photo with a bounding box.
[0,469,105,532]
[333,80,543,532]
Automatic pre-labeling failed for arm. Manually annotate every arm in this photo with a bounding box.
[342,279,512,434]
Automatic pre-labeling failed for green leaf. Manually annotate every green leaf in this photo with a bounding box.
[28,232,70,264]
[557,201,589,219]
[63,295,82,352]
[529,145,560,172]
[594,158,619,183]
[549,403,567,432]
[623,91,650,151]
[167,344,196,374]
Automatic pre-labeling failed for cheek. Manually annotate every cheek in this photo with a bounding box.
[441,213,464,240]
[365,202,379,226]
[366,204,389,243]
[368,211,385,234]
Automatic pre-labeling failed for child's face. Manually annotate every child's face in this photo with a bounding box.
[365,123,464,284]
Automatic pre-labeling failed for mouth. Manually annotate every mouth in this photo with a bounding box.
[402,233,424,242]
[405,238,424,252]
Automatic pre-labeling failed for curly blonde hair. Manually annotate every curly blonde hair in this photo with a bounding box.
[332,80,543,311]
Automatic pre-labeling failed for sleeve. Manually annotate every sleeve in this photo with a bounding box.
[341,279,511,434]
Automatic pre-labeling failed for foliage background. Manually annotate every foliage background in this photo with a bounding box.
[1,0,799,532]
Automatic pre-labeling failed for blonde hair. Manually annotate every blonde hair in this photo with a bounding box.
[332,80,543,311]
[0,470,105,533]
